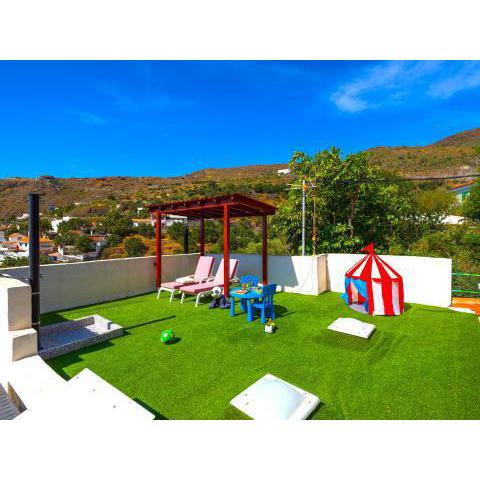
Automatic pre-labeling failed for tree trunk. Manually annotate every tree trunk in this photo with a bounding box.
[348,186,360,239]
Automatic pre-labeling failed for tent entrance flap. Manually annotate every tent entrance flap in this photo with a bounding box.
[342,277,369,313]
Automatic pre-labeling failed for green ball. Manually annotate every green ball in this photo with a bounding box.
[161,329,175,344]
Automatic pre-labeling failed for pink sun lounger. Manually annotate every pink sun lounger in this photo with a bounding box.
[157,255,215,302]
[180,258,239,307]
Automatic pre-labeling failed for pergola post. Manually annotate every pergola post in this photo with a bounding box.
[262,215,268,285]
[155,211,162,289]
[223,205,230,297]
[199,218,205,256]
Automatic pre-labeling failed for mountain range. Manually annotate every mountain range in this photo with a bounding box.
[1,128,479,220]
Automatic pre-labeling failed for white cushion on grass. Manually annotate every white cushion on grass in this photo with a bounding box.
[328,317,376,339]
[230,374,320,420]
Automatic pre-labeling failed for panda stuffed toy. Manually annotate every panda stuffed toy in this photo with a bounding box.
[209,286,230,309]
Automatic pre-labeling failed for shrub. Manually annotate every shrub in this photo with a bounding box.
[124,236,148,257]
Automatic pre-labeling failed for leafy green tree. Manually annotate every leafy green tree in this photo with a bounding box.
[463,180,480,222]
[124,236,147,257]
[98,210,133,238]
[75,235,94,253]
[135,222,155,238]
[0,254,54,268]
[168,221,187,244]
[5,225,21,236]
[416,187,456,216]
[0,256,29,267]
[11,218,51,235]
[54,232,79,246]
[407,223,480,293]
[16,221,29,235]
[239,237,289,255]
[57,217,91,235]
[167,220,224,252]
[105,234,122,247]
[272,147,432,254]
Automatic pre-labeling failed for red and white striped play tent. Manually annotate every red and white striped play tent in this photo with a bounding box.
[341,243,404,316]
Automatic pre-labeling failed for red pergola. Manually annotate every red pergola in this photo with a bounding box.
[148,194,277,296]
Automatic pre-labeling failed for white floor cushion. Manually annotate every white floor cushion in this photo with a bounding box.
[328,317,376,339]
[230,374,320,420]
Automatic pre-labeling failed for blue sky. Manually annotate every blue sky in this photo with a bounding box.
[1,60,479,178]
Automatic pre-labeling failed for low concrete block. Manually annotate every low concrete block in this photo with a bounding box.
[0,277,32,331]
[10,328,38,361]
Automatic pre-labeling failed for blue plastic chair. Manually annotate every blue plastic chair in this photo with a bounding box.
[252,284,277,323]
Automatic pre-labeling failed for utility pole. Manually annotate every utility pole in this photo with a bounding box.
[287,177,312,257]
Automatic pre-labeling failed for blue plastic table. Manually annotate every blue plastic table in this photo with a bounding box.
[230,289,263,321]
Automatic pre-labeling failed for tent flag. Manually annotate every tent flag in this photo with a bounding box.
[343,244,404,316]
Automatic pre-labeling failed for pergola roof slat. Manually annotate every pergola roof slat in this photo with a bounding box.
[148,193,276,219]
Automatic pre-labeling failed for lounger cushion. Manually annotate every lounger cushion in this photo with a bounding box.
[179,258,239,296]
[161,281,192,290]
[180,280,224,295]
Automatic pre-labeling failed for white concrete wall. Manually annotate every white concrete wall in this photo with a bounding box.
[1,254,199,313]
[210,253,325,295]
[326,253,452,308]
[0,252,453,313]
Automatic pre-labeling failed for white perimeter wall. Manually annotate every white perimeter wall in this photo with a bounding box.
[210,253,326,295]
[327,253,452,308]
[1,254,199,313]
[0,252,452,313]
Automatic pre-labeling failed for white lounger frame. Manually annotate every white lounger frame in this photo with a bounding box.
[157,286,180,302]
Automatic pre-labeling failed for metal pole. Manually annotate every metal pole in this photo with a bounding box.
[29,193,41,350]
[301,179,306,256]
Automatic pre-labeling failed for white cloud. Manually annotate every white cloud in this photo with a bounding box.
[331,61,441,113]
[330,61,480,114]
[69,110,109,125]
[98,83,192,113]
[428,61,480,99]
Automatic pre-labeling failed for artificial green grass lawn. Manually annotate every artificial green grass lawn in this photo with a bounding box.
[42,292,480,420]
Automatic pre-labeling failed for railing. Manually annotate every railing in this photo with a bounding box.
[452,272,480,296]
